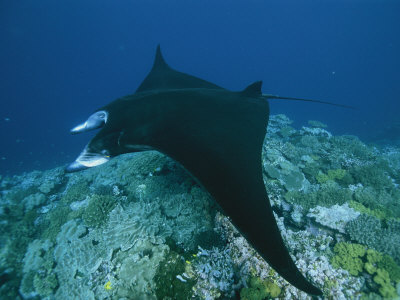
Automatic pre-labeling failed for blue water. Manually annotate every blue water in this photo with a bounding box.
[1,0,399,175]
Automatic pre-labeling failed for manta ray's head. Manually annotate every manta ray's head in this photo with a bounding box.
[66,95,155,173]
[70,110,108,135]
[66,107,128,172]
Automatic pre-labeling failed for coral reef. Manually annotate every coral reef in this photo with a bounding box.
[154,250,195,299]
[308,120,328,129]
[307,203,360,233]
[331,242,366,276]
[284,181,352,211]
[82,194,116,228]
[192,246,237,298]
[346,214,400,264]
[315,168,347,184]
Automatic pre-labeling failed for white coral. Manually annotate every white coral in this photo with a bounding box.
[301,126,332,138]
[307,203,360,233]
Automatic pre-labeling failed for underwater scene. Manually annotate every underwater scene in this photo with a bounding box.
[1,1,400,299]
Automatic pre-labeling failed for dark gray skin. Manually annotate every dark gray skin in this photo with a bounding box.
[67,46,323,296]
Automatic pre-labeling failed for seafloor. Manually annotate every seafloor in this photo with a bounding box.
[1,114,400,299]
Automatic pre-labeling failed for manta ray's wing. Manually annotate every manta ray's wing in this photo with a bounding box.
[143,83,322,296]
[136,45,223,93]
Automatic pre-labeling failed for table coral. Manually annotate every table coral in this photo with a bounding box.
[307,203,360,233]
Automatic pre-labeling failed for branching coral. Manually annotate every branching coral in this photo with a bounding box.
[192,246,236,298]
[316,169,347,184]
[285,181,352,211]
[346,215,400,264]
[353,186,400,219]
[348,200,386,220]
[350,164,393,191]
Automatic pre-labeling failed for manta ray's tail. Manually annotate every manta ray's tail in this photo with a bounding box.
[262,94,355,109]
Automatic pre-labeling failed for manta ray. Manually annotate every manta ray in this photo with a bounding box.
[66,46,323,296]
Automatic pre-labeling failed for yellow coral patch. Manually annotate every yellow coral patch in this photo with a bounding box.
[104,281,112,290]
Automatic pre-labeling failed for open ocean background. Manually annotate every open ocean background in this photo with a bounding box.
[0,0,399,175]
[2,2,400,299]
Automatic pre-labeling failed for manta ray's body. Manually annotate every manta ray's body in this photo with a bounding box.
[67,46,323,296]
